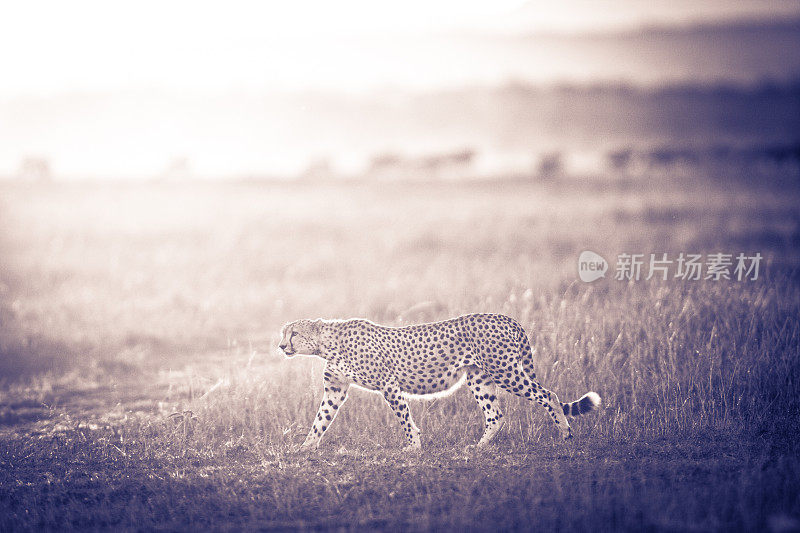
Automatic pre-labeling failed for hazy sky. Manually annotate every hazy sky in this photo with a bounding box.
[1,1,798,179]
[2,0,799,96]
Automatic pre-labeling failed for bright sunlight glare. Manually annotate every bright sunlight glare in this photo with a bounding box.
[2,0,795,96]
[0,0,529,95]
[0,0,796,178]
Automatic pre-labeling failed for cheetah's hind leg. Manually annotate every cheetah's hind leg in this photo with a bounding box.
[465,368,504,447]
[489,361,574,441]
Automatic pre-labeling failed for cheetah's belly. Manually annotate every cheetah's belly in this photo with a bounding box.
[391,345,472,397]
[400,367,469,398]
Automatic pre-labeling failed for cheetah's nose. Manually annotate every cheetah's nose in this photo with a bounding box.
[279,343,287,350]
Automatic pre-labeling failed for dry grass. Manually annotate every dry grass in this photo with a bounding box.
[1,174,799,531]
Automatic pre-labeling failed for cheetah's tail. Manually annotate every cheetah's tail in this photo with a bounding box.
[561,392,602,417]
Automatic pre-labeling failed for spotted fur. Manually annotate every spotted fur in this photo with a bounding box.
[279,313,601,449]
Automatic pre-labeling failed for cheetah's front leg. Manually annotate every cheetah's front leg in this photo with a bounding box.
[301,374,349,449]
[382,385,421,450]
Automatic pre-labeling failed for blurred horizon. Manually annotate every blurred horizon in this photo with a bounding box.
[1,1,799,179]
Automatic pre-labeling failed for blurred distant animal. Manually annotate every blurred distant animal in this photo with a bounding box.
[279,314,601,450]
[18,156,52,181]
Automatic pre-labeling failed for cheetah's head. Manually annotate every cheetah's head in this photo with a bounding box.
[279,319,321,357]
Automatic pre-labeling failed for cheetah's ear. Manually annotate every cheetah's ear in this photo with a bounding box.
[281,320,296,337]
[312,319,322,335]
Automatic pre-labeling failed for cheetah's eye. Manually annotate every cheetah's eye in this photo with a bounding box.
[291,332,298,338]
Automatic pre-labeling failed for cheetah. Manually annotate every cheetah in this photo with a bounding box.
[279,313,601,450]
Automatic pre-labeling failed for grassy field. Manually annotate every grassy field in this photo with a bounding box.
[1,172,799,531]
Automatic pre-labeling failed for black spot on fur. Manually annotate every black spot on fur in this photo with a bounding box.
[578,394,596,414]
